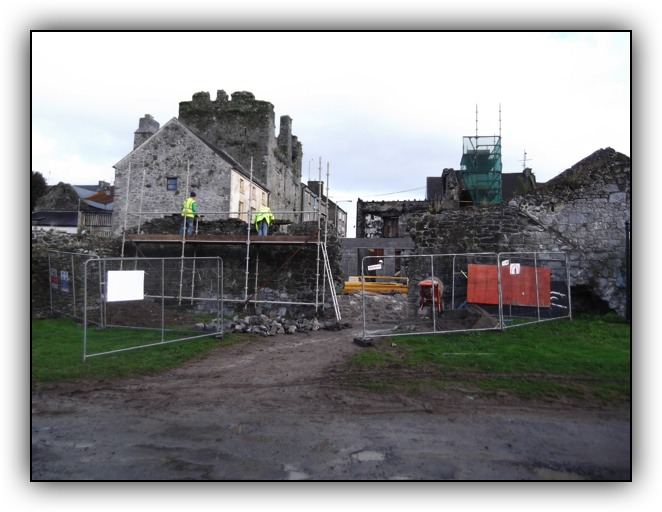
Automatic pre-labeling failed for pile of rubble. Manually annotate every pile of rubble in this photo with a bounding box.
[196,314,352,337]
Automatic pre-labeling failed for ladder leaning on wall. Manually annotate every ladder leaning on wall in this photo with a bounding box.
[321,242,341,321]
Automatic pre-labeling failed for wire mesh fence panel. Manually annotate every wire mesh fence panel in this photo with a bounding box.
[83,257,223,360]
[497,251,571,328]
[47,251,100,320]
[358,251,570,340]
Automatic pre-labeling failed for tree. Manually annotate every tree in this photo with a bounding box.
[31,171,48,211]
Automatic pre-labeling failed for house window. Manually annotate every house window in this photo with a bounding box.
[251,186,257,201]
[262,192,267,205]
[238,201,244,217]
[239,179,245,193]
[167,177,178,191]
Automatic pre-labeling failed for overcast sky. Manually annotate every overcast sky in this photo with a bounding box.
[31,31,629,235]
[10,1,662,508]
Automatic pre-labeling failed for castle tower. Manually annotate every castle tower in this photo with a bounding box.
[178,90,304,215]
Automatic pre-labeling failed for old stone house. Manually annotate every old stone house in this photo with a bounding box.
[111,116,271,234]
[112,91,347,236]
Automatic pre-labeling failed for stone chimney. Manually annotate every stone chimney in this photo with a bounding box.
[133,114,160,149]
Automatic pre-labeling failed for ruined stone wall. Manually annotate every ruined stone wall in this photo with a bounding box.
[404,148,631,316]
[356,199,430,238]
[31,223,342,320]
[178,90,303,218]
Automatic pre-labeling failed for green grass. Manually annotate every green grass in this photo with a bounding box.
[345,315,631,405]
[32,315,631,406]
[31,317,241,383]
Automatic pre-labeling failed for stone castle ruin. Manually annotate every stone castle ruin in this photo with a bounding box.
[32,86,631,320]
[406,148,631,316]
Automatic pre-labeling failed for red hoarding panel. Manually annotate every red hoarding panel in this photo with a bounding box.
[467,264,551,307]
[467,264,498,304]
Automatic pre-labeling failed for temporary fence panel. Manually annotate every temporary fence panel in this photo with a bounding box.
[357,251,570,340]
[82,256,223,360]
[497,252,571,328]
[47,250,100,320]
[467,264,551,306]
[358,252,503,339]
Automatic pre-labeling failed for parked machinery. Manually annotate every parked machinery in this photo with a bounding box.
[418,277,443,315]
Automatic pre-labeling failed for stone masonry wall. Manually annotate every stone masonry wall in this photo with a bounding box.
[356,199,430,238]
[31,222,342,320]
[178,90,304,218]
[405,148,631,316]
[112,119,239,234]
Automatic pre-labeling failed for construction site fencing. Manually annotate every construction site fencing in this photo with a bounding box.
[48,250,101,320]
[357,251,571,340]
[82,256,223,361]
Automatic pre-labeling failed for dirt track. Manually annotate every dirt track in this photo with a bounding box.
[31,325,630,481]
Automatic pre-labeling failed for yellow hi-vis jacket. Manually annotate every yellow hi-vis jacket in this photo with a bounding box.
[181,197,198,218]
[253,206,275,229]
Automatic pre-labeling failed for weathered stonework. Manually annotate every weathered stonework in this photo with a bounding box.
[356,199,430,238]
[405,148,631,316]
[178,90,303,216]
[31,224,343,320]
[112,117,262,234]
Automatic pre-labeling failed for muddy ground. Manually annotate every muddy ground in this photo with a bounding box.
[31,316,630,481]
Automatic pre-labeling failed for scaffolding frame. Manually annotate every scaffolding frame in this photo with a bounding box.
[459,135,503,205]
[118,158,341,320]
[458,105,503,205]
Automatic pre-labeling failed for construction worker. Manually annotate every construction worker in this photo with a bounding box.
[179,191,198,236]
[254,205,275,235]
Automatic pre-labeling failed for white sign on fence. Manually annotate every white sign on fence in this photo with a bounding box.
[106,270,145,302]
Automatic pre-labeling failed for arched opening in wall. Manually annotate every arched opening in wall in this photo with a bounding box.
[570,284,612,316]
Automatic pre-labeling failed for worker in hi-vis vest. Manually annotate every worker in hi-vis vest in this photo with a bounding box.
[253,205,275,235]
[179,191,198,236]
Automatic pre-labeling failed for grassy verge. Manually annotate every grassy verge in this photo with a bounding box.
[343,315,631,405]
[32,315,631,407]
[31,316,241,383]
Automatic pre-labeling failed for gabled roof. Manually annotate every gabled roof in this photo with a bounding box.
[73,185,114,210]
[114,117,268,190]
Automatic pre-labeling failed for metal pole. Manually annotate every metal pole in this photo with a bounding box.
[137,161,146,236]
[315,157,322,312]
[120,161,132,265]
[244,158,254,306]
[497,253,504,330]
[161,259,165,342]
[430,255,437,331]
[626,221,631,323]
[178,160,192,304]
[321,163,330,309]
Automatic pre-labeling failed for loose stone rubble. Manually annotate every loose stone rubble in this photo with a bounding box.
[196,314,352,336]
